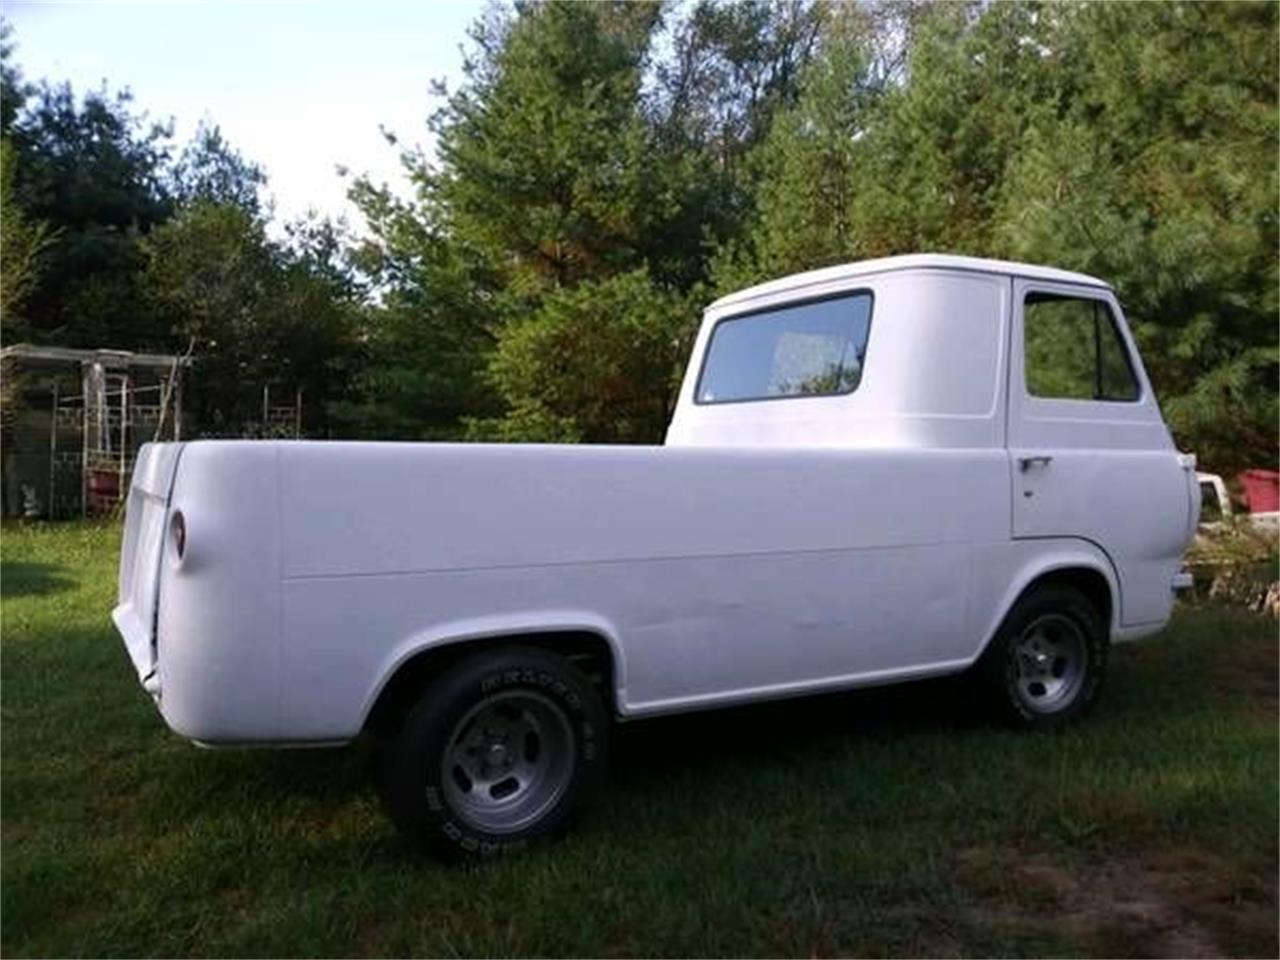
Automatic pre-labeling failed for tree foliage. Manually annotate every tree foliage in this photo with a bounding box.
[472,269,693,443]
[338,170,503,440]
[431,1,671,292]
[0,137,56,341]
[2,78,174,347]
[141,200,358,435]
[170,121,267,216]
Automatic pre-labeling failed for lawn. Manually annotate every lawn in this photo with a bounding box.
[2,521,1276,958]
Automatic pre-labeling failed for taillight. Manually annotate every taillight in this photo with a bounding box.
[170,510,186,560]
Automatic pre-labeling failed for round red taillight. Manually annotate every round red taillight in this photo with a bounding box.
[170,510,186,559]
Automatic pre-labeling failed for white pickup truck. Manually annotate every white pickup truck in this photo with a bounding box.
[1195,471,1280,533]
[113,254,1198,857]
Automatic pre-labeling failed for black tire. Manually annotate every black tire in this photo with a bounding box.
[377,645,608,859]
[976,585,1108,729]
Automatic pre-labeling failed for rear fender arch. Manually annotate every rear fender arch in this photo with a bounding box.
[359,611,626,730]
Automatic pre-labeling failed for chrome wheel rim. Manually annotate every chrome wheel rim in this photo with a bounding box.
[440,690,575,834]
[1013,613,1088,713]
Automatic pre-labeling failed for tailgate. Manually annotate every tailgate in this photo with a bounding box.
[112,443,183,694]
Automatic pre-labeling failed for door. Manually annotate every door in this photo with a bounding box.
[1008,280,1192,627]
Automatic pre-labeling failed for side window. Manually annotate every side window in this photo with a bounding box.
[1199,481,1223,522]
[697,292,873,404]
[1024,293,1139,402]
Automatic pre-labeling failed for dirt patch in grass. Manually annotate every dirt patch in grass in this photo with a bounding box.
[959,846,1277,958]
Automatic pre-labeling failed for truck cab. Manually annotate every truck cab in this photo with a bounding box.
[671,254,1197,632]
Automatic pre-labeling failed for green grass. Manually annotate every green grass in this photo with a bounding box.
[2,521,1276,958]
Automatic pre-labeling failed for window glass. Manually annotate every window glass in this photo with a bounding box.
[1024,293,1139,402]
[697,293,873,404]
[1199,481,1223,522]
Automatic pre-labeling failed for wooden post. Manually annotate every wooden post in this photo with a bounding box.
[174,372,183,441]
[48,381,58,520]
[118,372,128,508]
[80,364,89,517]
[295,387,302,438]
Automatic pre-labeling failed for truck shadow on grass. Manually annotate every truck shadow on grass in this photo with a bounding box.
[214,674,976,815]
[0,561,75,599]
[610,675,976,783]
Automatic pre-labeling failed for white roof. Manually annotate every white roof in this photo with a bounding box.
[710,254,1111,310]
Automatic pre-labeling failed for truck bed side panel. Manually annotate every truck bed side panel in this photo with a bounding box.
[277,443,1009,738]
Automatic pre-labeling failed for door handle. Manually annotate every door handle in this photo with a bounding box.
[1018,455,1054,472]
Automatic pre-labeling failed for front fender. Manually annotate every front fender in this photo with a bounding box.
[969,539,1121,663]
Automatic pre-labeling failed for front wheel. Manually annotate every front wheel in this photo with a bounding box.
[378,646,609,859]
[977,585,1108,728]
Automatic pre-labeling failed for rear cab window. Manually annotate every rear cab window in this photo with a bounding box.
[697,292,873,404]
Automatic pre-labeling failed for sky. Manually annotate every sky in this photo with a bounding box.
[4,0,482,231]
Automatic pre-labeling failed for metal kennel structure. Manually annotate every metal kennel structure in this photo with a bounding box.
[0,344,191,518]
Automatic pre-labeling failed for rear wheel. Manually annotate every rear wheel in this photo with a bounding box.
[377,646,608,859]
[977,585,1108,728]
